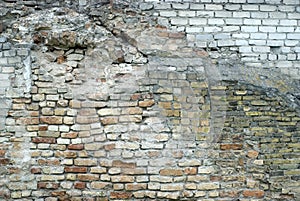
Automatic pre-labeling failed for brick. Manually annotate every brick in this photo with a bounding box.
[205,4,223,10]
[138,100,155,107]
[198,183,219,190]
[160,168,183,176]
[40,116,63,124]
[243,190,264,198]
[244,19,261,25]
[110,192,132,199]
[125,183,147,191]
[68,144,84,150]
[32,137,56,144]
[160,11,177,17]
[64,167,87,173]
[178,11,195,17]
[77,174,99,181]
[111,175,135,183]
[170,18,188,25]
[112,160,136,168]
[74,182,86,189]
[220,144,243,150]
[74,159,97,166]
[38,182,59,189]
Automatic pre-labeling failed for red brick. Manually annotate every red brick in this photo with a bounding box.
[184,167,197,175]
[0,150,5,157]
[112,160,136,168]
[0,159,9,165]
[31,167,42,174]
[77,174,99,181]
[38,159,60,165]
[74,182,86,189]
[38,182,59,189]
[40,116,63,124]
[39,125,48,131]
[160,169,183,176]
[125,183,147,191]
[61,132,78,139]
[110,192,132,199]
[220,144,243,150]
[32,137,56,144]
[68,144,84,150]
[64,167,87,173]
[243,190,264,198]
[138,99,155,107]
[17,117,39,125]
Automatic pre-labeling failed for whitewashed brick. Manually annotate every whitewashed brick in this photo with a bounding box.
[248,0,264,3]
[218,40,235,46]
[251,12,268,18]
[268,54,277,60]
[160,11,177,17]
[215,11,232,18]
[204,26,222,32]
[178,11,195,17]
[249,40,266,45]
[154,3,171,10]
[269,33,286,39]
[259,26,276,33]
[267,40,284,46]
[253,46,271,53]
[285,40,299,46]
[242,5,259,11]
[244,19,261,25]
[196,34,214,40]
[232,33,250,38]
[262,19,279,25]
[279,20,297,26]
[287,53,297,60]
[229,0,246,3]
[281,47,291,53]
[232,12,250,18]
[224,4,241,10]
[186,27,203,33]
[223,26,240,32]
[287,13,300,19]
[214,33,231,39]
[236,40,249,46]
[172,3,189,9]
[283,0,300,4]
[205,4,223,10]
[241,26,258,32]
[269,12,287,18]
[170,18,188,25]
[276,61,293,68]
[277,27,295,33]
[208,19,224,25]
[225,18,243,25]
[190,4,204,10]
[250,33,267,39]
[189,18,207,25]
[287,33,300,40]
[260,5,277,11]
[196,11,214,17]
[279,5,296,12]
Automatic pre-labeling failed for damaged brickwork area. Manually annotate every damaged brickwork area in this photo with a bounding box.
[0,0,299,201]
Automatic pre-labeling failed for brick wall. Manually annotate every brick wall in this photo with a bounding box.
[0,0,299,200]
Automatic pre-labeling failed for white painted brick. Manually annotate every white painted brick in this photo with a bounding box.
[244,19,261,25]
[250,33,267,39]
[160,11,177,17]
[283,0,300,4]
[277,27,295,33]
[287,13,300,19]
[205,4,223,10]
[260,5,277,11]
[278,5,296,12]
[269,12,287,18]
[287,33,300,40]
[217,40,235,47]
[287,53,297,60]
[213,0,229,3]
[239,46,252,53]
[249,40,266,45]
[189,18,207,25]
[247,0,264,3]
[223,26,240,32]
[242,5,259,11]
[208,41,217,47]
[190,4,205,10]
[279,20,297,26]
[186,27,203,33]
[285,40,299,46]
[170,18,188,25]
[252,46,270,53]
[178,11,196,17]
[154,3,171,10]
[236,40,249,46]
[172,3,190,9]
[196,41,208,47]
[196,11,214,17]
[233,11,250,18]
[196,34,214,41]
[208,19,225,25]
[269,33,286,39]
[187,34,196,41]
[251,12,269,18]
[259,53,268,61]
[268,54,277,60]
[214,33,231,39]
[241,26,258,32]
[267,40,284,46]
[224,4,241,10]
[225,18,243,25]
[229,0,246,2]
[232,33,250,39]
[215,11,232,18]
[204,26,222,32]
[262,19,279,25]
[281,47,291,53]
[278,55,287,60]
[276,61,293,68]
[259,26,276,33]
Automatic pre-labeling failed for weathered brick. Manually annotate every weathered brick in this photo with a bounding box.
[64,167,87,173]
[38,182,59,189]
[110,192,132,199]
[243,190,264,198]
[77,174,99,181]
[40,116,63,124]
[220,144,243,150]
[112,160,136,168]
[160,168,183,176]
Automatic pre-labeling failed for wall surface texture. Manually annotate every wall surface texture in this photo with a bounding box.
[0,0,299,200]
